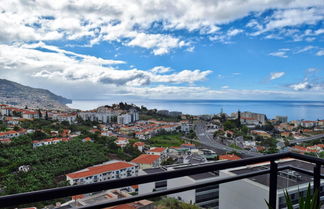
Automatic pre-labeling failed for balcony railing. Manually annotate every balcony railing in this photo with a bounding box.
[0,152,323,209]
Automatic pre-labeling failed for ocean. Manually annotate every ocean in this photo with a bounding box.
[67,99,324,121]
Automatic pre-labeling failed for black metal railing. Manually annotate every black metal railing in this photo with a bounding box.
[0,152,323,209]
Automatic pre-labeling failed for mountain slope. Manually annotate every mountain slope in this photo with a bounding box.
[0,79,72,109]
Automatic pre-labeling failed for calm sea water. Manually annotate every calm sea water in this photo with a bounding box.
[67,100,324,121]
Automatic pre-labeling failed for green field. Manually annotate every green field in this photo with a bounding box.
[148,133,185,147]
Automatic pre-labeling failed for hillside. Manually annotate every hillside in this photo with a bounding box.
[0,79,72,110]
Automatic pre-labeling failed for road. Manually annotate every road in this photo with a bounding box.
[194,121,263,157]
[290,134,324,144]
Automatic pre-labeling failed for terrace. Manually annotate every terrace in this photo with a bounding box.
[1,152,324,209]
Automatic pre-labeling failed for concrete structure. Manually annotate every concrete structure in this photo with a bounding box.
[139,163,219,209]
[78,111,116,124]
[32,137,70,148]
[52,113,77,124]
[117,114,132,125]
[276,116,288,123]
[146,147,168,160]
[66,160,139,186]
[232,111,266,124]
[131,154,161,169]
[219,159,324,209]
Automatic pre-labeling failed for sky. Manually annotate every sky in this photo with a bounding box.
[0,0,323,101]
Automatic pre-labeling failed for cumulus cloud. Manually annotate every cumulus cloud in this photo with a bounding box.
[0,0,323,53]
[150,66,172,74]
[316,50,324,56]
[295,45,315,54]
[264,8,324,31]
[0,43,212,87]
[269,51,288,58]
[227,29,243,36]
[270,72,285,80]
[289,81,312,90]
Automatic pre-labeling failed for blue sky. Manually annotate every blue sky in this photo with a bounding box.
[0,0,323,101]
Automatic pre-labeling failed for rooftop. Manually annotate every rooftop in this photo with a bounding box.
[66,161,135,179]
[230,160,324,189]
[131,154,160,164]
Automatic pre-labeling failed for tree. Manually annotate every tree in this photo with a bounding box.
[38,109,42,119]
[45,111,49,120]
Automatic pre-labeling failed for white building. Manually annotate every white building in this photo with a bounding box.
[0,130,20,139]
[114,137,129,148]
[139,163,219,209]
[52,113,77,124]
[32,137,70,148]
[78,111,116,124]
[146,147,168,160]
[219,159,324,209]
[66,160,139,186]
[117,114,132,125]
[131,154,161,169]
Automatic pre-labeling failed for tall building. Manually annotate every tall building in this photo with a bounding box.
[232,111,266,125]
[219,159,324,209]
[276,116,288,123]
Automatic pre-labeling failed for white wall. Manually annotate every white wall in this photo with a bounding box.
[219,170,269,209]
[168,176,196,204]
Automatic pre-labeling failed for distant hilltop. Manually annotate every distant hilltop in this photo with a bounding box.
[0,79,72,110]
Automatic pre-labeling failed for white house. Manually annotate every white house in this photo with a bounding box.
[66,160,139,186]
[131,154,161,169]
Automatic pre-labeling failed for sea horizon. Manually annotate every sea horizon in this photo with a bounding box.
[67,99,324,121]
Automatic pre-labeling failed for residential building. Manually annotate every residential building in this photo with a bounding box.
[66,160,139,186]
[117,114,132,124]
[0,130,20,139]
[220,159,324,209]
[232,111,266,124]
[181,121,193,133]
[218,154,241,161]
[52,113,77,124]
[301,121,316,128]
[157,110,169,116]
[60,189,153,209]
[139,163,220,209]
[276,116,288,123]
[32,137,70,148]
[133,142,145,152]
[114,137,129,148]
[146,147,168,159]
[78,111,116,124]
[251,130,272,138]
[131,154,161,169]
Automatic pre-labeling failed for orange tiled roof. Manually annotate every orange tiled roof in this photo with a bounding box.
[66,162,135,179]
[149,147,166,153]
[131,154,160,164]
[0,130,18,136]
[133,142,145,146]
[219,154,241,161]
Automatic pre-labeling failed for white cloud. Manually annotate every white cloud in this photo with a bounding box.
[295,45,315,54]
[269,51,288,58]
[270,72,285,80]
[0,43,211,87]
[227,29,243,36]
[264,8,324,31]
[150,66,172,74]
[221,85,229,89]
[289,81,312,90]
[316,50,324,56]
[0,0,322,53]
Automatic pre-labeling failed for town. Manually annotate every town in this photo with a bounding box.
[0,102,323,209]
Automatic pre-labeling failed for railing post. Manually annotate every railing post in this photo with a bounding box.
[313,163,321,207]
[269,160,278,209]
